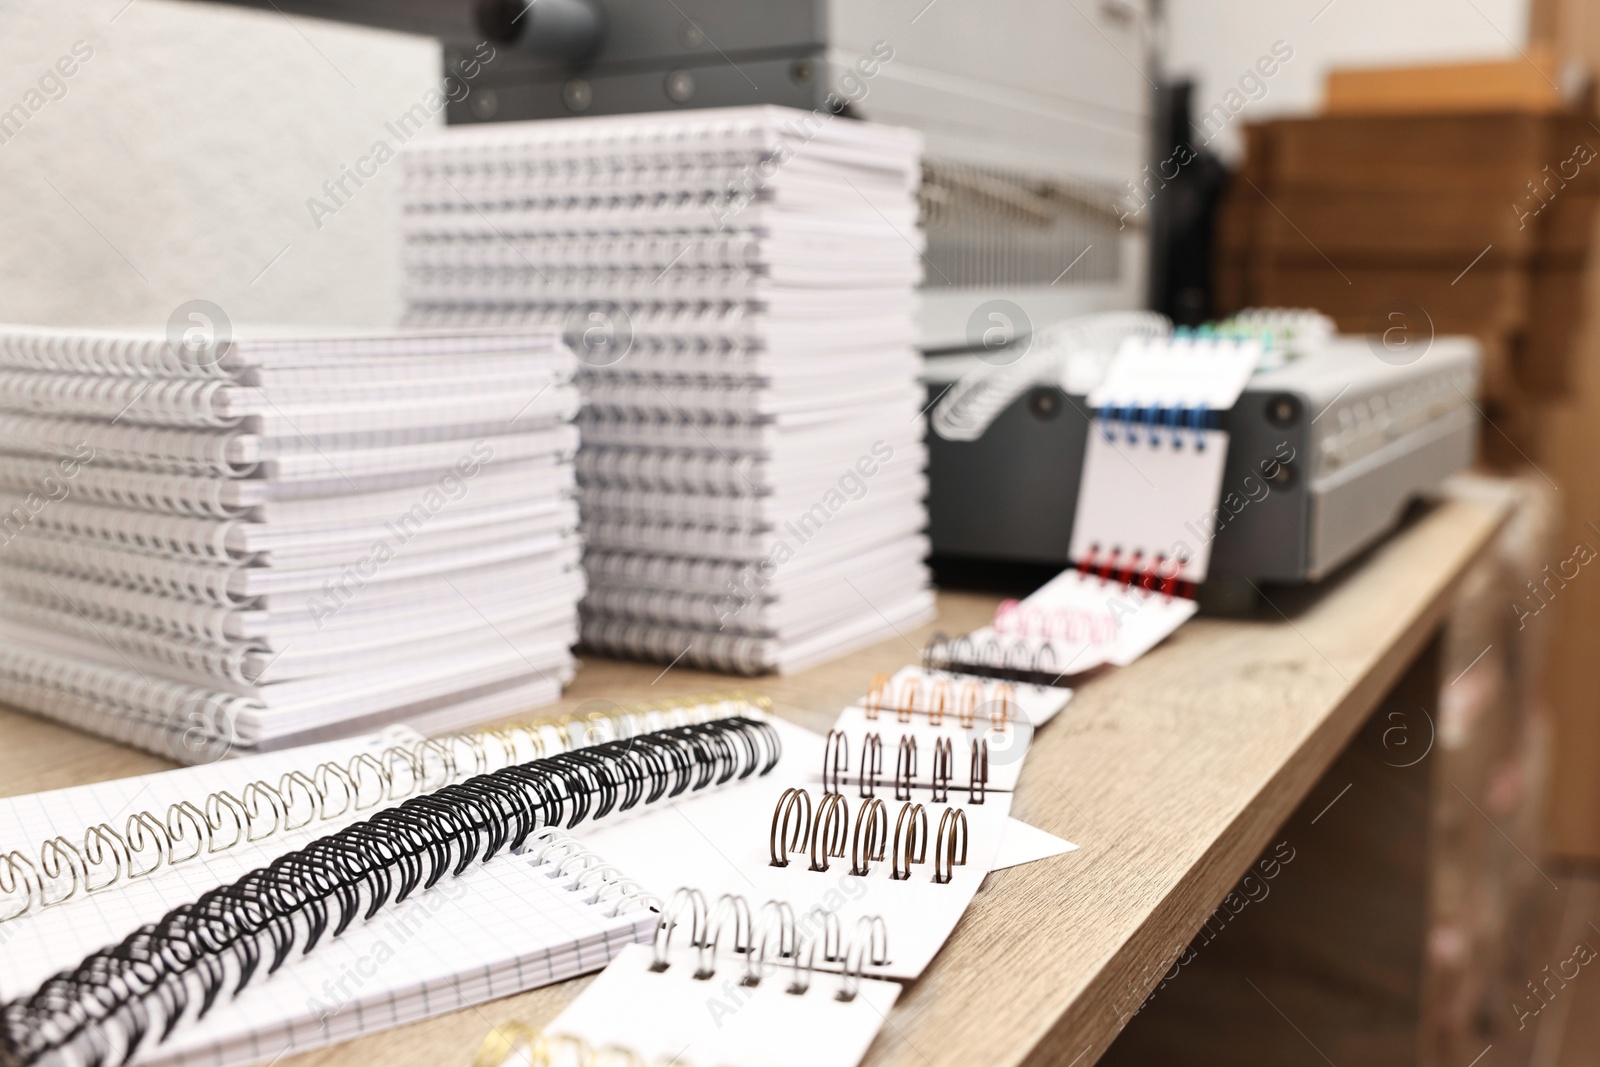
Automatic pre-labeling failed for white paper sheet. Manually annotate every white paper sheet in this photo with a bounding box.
[545,941,900,1067]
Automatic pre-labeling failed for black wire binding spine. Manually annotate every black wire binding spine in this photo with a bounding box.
[0,716,780,1067]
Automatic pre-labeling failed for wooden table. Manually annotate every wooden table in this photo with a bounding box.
[0,496,1508,1067]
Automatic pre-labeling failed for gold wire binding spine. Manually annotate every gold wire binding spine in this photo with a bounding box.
[0,690,767,922]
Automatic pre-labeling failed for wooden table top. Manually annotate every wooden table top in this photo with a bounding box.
[0,496,1508,1067]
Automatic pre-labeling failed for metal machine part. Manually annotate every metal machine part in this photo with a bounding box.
[186,0,1153,347]
[925,337,1481,583]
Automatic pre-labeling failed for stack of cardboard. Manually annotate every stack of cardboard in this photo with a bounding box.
[1216,112,1599,464]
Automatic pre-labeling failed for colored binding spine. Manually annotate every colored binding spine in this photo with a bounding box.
[0,716,781,1067]
[1094,402,1216,450]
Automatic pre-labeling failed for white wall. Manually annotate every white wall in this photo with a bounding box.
[0,0,440,332]
[1163,0,1531,161]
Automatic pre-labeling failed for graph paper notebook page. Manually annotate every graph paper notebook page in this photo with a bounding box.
[0,326,583,759]
[396,106,933,676]
[0,715,783,1067]
[539,893,901,1067]
[131,833,655,1067]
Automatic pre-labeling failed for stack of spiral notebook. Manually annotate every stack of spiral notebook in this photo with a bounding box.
[0,325,582,760]
[398,106,934,674]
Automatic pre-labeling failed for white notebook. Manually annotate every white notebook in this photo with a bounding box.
[0,326,584,758]
[396,106,932,680]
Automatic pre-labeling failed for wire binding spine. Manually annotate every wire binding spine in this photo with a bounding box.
[1093,402,1219,450]
[0,642,261,761]
[766,787,969,883]
[0,372,236,429]
[0,415,253,478]
[577,444,766,495]
[579,617,773,676]
[0,539,245,607]
[650,886,890,997]
[821,727,987,806]
[0,457,245,518]
[0,716,781,1067]
[1070,546,1196,601]
[0,600,258,685]
[16,499,244,562]
[0,334,236,380]
[0,567,240,645]
[921,632,1076,686]
[0,693,773,922]
[862,672,1014,728]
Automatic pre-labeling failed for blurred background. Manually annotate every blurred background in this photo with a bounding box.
[2,0,1598,1061]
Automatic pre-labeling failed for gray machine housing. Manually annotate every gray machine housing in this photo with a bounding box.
[926,338,1481,583]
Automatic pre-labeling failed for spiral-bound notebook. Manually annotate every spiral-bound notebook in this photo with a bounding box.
[396,106,934,676]
[0,711,783,1067]
[0,326,583,760]
[540,890,902,1067]
[136,833,656,1067]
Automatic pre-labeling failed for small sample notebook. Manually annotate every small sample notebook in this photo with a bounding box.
[0,326,583,759]
[396,106,935,675]
[0,712,783,1067]
[819,665,1074,793]
[539,888,901,1067]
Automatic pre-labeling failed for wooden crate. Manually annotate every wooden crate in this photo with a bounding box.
[1217,113,1600,398]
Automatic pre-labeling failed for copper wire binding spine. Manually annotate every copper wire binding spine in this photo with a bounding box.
[863,674,1012,729]
[0,716,781,1067]
[767,788,967,884]
[821,728,986,806]
[869,673,1013,727]
[0,691,770,923]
